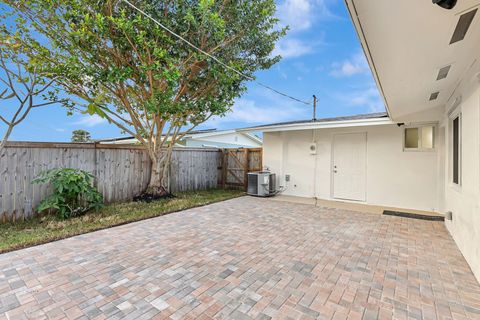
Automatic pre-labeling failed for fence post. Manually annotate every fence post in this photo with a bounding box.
[222,149,227,189]
[93,142,98,188]
[218,149,224,188]
[243,148,250,190]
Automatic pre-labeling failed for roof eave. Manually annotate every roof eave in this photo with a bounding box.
[344,0,393,120]
[237,117,395,133]
[185,130,262,145]
[246,133,263,144]
[184,129,236,139]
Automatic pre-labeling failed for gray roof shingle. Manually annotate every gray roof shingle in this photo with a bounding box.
[240,112,389,130]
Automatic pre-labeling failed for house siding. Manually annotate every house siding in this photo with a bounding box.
[263,124,439,212]
[442,64,480,282]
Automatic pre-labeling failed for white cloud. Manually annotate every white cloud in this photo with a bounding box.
[272,0,333,60]
[277,0,314,32]
[292,62,310,74]
[334,85,385,113]
[206,97,308,127]
[272,38,314,59]
[277,0,337,33]
[72,114,107,127]
[277,66,288,79]
[330,51,370,77]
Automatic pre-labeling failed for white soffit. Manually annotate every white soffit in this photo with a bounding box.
[346,0,480,120]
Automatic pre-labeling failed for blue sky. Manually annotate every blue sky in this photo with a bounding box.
[4,0,384,142]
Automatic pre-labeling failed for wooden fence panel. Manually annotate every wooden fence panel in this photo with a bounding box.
[169,148,219,192]
[219,148,263,190]
[0,142,225,222]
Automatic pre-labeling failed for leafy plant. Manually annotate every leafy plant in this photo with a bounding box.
[3,0,285,196]
[33,168,103,219]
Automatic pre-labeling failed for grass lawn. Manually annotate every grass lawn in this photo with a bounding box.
[0,189,244,254]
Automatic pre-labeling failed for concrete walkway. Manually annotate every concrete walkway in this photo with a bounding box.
[1,197,479,319]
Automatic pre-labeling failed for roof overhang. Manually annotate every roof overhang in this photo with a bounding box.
[345,0,480,121]
[238,117,394,133]
[185,130,263,144]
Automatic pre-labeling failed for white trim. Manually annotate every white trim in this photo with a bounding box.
[344,0,393,119]
[238,117,394,133]
[184,130,236,139]
[186,130,263,145]
[449,112,462,187]
[447,96,462,116]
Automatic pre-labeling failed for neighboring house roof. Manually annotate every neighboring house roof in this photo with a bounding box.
[95,129,217,144]
[237,112,392,133]
[183,129,263,145]
[96,129,262,146]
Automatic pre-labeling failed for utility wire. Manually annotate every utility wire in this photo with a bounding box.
[121,0,312,106]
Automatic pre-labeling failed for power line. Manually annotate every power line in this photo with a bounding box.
[121,0,312,106]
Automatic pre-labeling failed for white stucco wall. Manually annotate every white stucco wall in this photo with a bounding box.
[442,64,480,282]
[263,124,440,212]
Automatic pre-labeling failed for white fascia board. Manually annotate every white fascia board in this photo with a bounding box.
[344,0,393,119]
[185,130,235,140]
[238,118,395,133]
[242,132,263,144]
[186,130,262,145]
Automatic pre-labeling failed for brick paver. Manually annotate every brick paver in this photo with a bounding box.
[1,197,480,319]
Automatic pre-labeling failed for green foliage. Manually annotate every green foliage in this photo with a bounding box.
[3,0,285,190]
[33,168,103,219]
[0,11,65,151]
[1,0,284,134]
[71,129,91,142]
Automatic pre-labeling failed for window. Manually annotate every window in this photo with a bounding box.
[452,115,461,184]
[404,125,435,150]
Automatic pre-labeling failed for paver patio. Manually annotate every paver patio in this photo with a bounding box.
[1,197,480,320]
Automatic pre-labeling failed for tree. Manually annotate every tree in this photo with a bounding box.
[3,0,285,196]
[71,129,91,142]
[0,36,61,151]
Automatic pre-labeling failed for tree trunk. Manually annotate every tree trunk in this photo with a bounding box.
[146,149,172,196]
[0,124,14,153]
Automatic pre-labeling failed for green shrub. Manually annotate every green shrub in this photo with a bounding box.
[33,168,103,219]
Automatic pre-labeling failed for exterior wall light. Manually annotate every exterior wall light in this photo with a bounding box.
[432,0,457,10]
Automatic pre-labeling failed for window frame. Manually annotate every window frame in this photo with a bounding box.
[451,113,462,186]
[403,124,436,152]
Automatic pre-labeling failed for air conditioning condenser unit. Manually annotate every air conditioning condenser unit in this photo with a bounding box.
[247,171,277,197]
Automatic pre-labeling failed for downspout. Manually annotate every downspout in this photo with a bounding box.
[281,131,288,189]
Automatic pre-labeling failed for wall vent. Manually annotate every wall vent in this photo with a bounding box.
[436,65,451,80]
[429,92,440,101]
[450,9,477,44]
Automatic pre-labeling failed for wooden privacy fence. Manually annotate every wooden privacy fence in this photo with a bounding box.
[0,142,262,222]
[219,148,263,189]
[0,142,222,222]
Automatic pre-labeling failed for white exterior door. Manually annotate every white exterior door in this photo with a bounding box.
[332,133,367,201]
